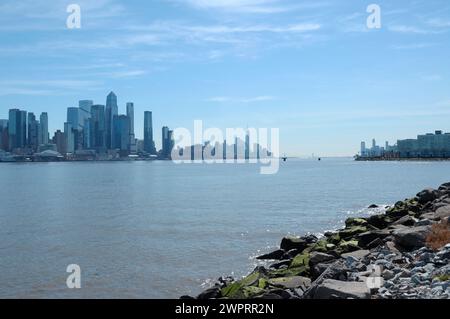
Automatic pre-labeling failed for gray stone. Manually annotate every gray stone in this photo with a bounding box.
[309,252,336,266]
[416,219,433,226]
[393,226,431,250]
[280,236,308,251]
[313,279,371,299]
[268,276,311,290]
[256,249,285,260]
[435,205,450,220]
[393,215,418,227]
[416,188,439,204]
[382,270,395,280]
[341,250,371,261]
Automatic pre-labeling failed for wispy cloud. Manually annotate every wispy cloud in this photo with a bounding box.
[0,79,104,96]
[388,25,430,34]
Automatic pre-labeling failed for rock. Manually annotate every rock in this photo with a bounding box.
[382,270,395,280]
[313,279,371,299]
[345,217,369,228]
[283,249,301,259]
[280,236,308,251]
[311,262,334,278]
[268,276,311,290]
[341,250,370,260]
[357,230,390,248]
[366,238,384,249]
[369,204,379,209]
[256,249,285,260]
[309,252,336,266]
[392,215,418,227]
[197,287,221,299]
[393,226,431,250]
[338,240,361,253]
[416,188,439,204]
[416,219,433,226]
[435,205,450,220]
[255,293,283,300]
[366,214,390,229]
[269,260,291,270]
[180,295,196,300]
[339,226,369,240]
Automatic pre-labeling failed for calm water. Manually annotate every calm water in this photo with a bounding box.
[0,158,449,298]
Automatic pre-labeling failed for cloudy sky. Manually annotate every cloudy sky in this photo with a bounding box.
[0,0,449,156]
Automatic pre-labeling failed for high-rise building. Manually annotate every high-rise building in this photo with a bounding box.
[144,111,156,154]
[8,109,27,151]
[0,119,8,150]
[27,113,39,150]
[67,107,79,130]
[90,104,106,152]
[52,130,65,154]
[162,126,174,159]
[126,102,136,152]
[79,100,93,126]
[113,115,130,152]
[64,122,75,154]
[40,112,49,145]
[105,92,118,149]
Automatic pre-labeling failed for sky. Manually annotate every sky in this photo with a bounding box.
[0,0,449,156]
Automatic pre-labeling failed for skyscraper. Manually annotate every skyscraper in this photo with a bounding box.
[113,115,130,152]
[0,119,8,150]
[105,92,118,149]
[67,107,79,131]
[162,126,174,159]
[90,104,106,152]
[126,102,136,152]
[64,122,75,154]
[27,112,39,150]
[40,112,49,145]
[8,109,27,151]
[79,100,93,149]
[144,111,156,154]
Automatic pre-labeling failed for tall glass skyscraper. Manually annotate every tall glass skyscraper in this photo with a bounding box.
[27,113,39,150]
[127,103,136,153]
[67,107,79,130]
[8,109,27,150]
[40,112,49,145]
[91,105,106,152]
[113,115,130,152]
[105,92,118,150]
[144,111,156,155]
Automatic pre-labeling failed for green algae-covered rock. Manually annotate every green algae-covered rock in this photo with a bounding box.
[338,226,368,240]
[345,217,368,228]
[290,253,310,268]
[338,240,361,253]
[221,267,267,299]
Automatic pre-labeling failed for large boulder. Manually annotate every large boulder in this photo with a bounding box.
[256,249,285,260]
[435,205,450,220]
[267,276,311,290]
[357,230,390,248]
[416,188,439,204]
[393,226,431,250]
[309,252,336,266]
[312,279,370,299]
[280,236,308,251]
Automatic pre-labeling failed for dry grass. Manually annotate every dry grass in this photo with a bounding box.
[426,220,450,251]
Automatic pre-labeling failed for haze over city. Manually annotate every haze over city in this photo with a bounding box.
[1,0,450,156]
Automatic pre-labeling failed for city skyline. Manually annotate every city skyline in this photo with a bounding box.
[0,0,450,156]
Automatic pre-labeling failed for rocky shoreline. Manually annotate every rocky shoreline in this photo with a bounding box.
[184,183,450,300]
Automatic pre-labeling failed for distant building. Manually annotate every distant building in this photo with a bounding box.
[161,126,174,159]
[27,113,39,151]
[52,130,66,154]
[397,130,450,158]
[105,92,118,150]
[40,112,49,145]
[90,104,106,152]
[112,115,130,152]
[0,119,8,150]
[127,103,137,152]
[8,109,27,151]
[64,122,75,154]
[144,111,156,154]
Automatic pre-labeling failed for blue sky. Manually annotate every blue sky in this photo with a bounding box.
[0,0,449,156]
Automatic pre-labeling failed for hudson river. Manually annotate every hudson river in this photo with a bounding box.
[0,158,448,298]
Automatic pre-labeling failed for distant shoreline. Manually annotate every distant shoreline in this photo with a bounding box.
[355,157,450,162]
